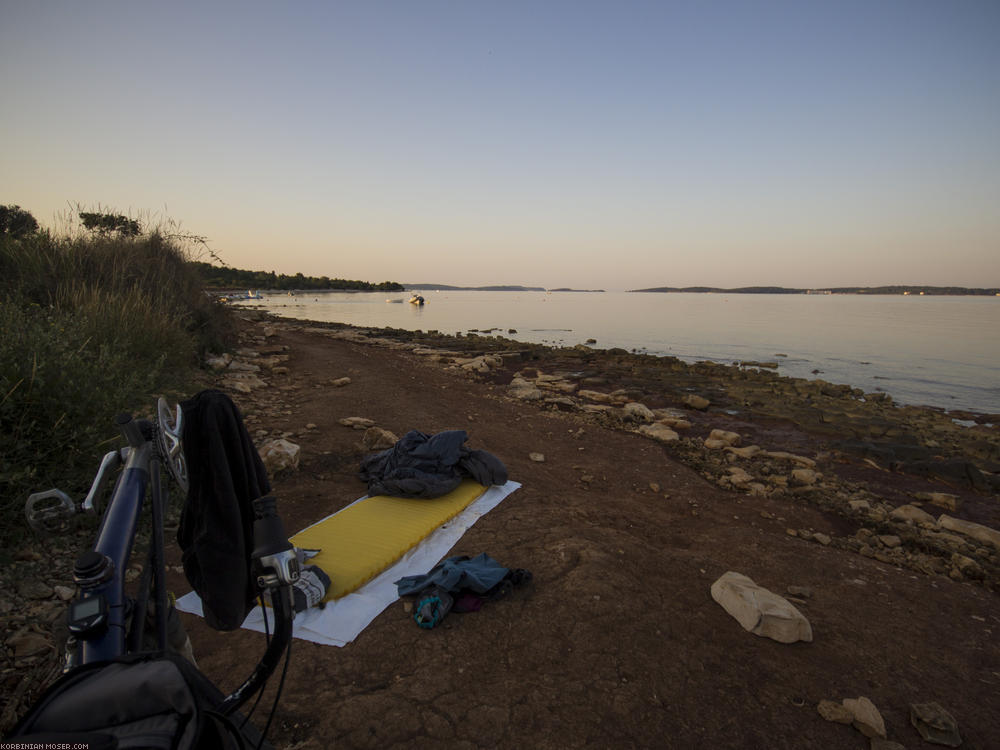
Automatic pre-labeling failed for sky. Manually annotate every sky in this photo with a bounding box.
[2,1,999,291]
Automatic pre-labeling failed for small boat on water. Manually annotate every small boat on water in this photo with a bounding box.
[219,289,263,302]
[409,294,425,306]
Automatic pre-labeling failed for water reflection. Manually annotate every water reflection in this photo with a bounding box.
[241,291,1000,413]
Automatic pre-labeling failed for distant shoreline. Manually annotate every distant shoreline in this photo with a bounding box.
[630,285,1000,296]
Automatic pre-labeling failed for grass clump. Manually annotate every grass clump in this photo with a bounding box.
[0,226,233,547]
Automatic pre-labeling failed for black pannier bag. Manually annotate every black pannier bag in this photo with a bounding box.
[8,650,269,749]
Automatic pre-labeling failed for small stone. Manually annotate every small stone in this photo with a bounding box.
[623,402,655,422]
[910,701,961,747]
[331,377,352,387]
[529,452,545,463]
[727,467,754,486]
[683,394,710,410]
[878,535,902,549]
[16,578,53,600]
[915,492,961,512]
[843,696,886,739]
[706,429,741,447]
[890,505,936,526]
[786,586,812,598]
[950,553,984,579]
[259,438,301,475]
[817,699,853,724]
[791,468,820,486]
[53,585,76,601]
[725,445,762,459]
[649,482,661,493]
[637,423,680,443]
[811,533,831,546]
[870,740,906,750]
[7,630,52,658]
[339,417,376,430]
[362,427,398,451]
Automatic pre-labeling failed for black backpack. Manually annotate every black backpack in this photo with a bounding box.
[7,650,270,749]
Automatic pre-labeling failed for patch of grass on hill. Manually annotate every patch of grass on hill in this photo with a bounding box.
[0,227,233,548]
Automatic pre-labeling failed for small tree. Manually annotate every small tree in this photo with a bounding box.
[0,204,39,238]
[79,210,142,237]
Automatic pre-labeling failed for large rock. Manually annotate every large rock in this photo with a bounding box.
[710,572,813,644]
[937,515,1000,549]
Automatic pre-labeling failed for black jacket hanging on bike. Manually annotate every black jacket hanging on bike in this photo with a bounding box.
[178,389,271,630]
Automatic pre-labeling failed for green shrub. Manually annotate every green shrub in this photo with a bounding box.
[0,228,233,546]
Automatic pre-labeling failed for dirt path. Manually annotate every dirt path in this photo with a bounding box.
[170,317,999,750]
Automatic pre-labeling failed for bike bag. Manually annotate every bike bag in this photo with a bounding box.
[7,650,270,749]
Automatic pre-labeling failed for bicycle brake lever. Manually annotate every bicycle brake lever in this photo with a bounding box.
[82,450,123,514]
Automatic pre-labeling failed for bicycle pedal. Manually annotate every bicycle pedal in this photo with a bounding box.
[25,489,77,534]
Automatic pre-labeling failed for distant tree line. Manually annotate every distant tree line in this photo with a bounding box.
[190,261,404,292]
[632,285,1000,296]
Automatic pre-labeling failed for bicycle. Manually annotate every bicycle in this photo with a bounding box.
[9,394,300,749]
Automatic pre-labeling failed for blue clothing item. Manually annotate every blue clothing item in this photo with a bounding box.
[395,554,510,597]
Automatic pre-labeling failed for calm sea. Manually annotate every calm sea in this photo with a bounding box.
[242,291,1000,416]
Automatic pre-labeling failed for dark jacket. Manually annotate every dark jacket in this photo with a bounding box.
[359,430,507,499]
[177,390,270,630]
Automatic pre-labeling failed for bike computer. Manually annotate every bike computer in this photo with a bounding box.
[67,594,108,637]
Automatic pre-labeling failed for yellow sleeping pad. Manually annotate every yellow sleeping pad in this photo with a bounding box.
[290,480,488,601]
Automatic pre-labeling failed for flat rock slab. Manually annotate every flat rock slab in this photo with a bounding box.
[710,571,813,644]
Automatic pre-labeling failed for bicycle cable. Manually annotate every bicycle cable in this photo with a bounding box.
[256,632,292,750]
[239,594,272,728]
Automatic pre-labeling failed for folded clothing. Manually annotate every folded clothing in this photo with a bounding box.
[360,430,508,499]
[397,554,532,628]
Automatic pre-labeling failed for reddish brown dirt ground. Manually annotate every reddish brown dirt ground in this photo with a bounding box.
[170,320,999,749]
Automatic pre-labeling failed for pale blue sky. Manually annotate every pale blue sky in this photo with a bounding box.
[2,1,998,290]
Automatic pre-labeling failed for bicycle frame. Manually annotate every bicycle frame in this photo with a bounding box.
[69,414,157,664]
[39,405,297,716]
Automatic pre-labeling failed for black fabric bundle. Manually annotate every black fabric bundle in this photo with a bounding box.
[178,389,270,631]
[359,429,507,499]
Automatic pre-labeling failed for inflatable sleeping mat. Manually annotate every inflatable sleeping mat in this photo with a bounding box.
[290,479,488,600]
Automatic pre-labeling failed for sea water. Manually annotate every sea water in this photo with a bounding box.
[241,291,1000,415]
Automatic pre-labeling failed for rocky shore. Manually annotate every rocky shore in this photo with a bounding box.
[3,311,998,748]
[269,316,1000,591]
